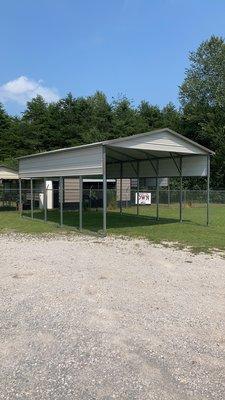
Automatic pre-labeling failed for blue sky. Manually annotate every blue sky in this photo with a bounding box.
[0,0,225,115]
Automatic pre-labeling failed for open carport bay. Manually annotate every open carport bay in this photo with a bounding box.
[0,234,225,399]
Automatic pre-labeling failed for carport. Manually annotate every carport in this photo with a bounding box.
[18,128,214,232]
[0,165,19,208]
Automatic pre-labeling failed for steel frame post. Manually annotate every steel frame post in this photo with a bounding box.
[19,178,22,216]
[59,177,63,227]
[137,161,140,216]
[79,176,83,231]
[44,178,47,222]
[120,162,123,215]
[102,146,107,233]
[30,178,34,219]
[156,160,159,221]
[207,155,210,226]
[179,157,183,223]
[167,177,170,207]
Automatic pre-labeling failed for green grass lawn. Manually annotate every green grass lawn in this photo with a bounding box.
[0,204,225,252]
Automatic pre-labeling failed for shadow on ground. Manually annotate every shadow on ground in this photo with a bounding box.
[23,209,185,232]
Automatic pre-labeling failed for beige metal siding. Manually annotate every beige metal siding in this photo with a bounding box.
[64,178,79,203]
[19,146,103,178]
[116,179,131,201]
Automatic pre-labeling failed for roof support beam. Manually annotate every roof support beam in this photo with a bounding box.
[107,153,210,167]
[106,154,123,163]
[107,146,138,162]
[130,162,138,176]
[134,148,161,161]
[170,152,181,174]
[135,149,158,175]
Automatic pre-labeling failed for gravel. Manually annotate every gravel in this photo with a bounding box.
[0,233,225,400]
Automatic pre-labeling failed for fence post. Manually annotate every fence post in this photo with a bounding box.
[156,160,159,221]
[184,189,187,206]
[102,146,107,233]
[179,157,183,223]
[207,155,210,226]
[137,161,140,216]
[167,178,170,207]
[19,178,22,216]
[59,177,63,227]
[30,178,34,219]
[120,163,123,215]
[79,176,83,231]
[44,178,47,222]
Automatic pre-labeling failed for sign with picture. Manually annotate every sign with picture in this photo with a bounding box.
[135,192,151,205]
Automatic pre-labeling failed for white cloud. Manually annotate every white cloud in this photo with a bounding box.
[0,76,60,105]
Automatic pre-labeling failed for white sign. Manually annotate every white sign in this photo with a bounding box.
[135,192,151,205]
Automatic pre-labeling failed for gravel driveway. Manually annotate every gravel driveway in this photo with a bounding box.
[0,234,225,400]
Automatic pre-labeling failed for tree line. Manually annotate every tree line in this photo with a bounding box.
[0,36,225,188]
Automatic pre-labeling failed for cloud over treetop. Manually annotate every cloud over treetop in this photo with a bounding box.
[0,76,59,105]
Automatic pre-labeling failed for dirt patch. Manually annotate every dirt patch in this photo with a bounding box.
[0,234,225,399]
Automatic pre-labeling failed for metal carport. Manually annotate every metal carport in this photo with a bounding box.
[18,128,214,232]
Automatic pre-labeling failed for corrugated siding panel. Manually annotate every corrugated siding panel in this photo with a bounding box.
[106,163,121,179]
[139,161,157,177]
[107,155,208,178]
[182,155,207,176]
[116,179,131,201]
[159,159,178,177]
[145,177,168,187]
[110,131,207,155]
[64,178,79,202]
[160,156,207,177]
[19,146,103,178]
[107,161,157,178]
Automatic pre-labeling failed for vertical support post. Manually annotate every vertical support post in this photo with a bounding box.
[137,161,140,216]
[19,178,22,217]
[79,176,83,231]
[59,177,63,227]
[167,177,170,207]
[30,178,34,219]
[179,157,183,223]
[44,178,47,222]
[120,163,123,215]
[102,146,107,233]
[156,160,159,221]
[207,155,210,226]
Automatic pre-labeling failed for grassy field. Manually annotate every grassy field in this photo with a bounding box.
[0,204,225,252]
